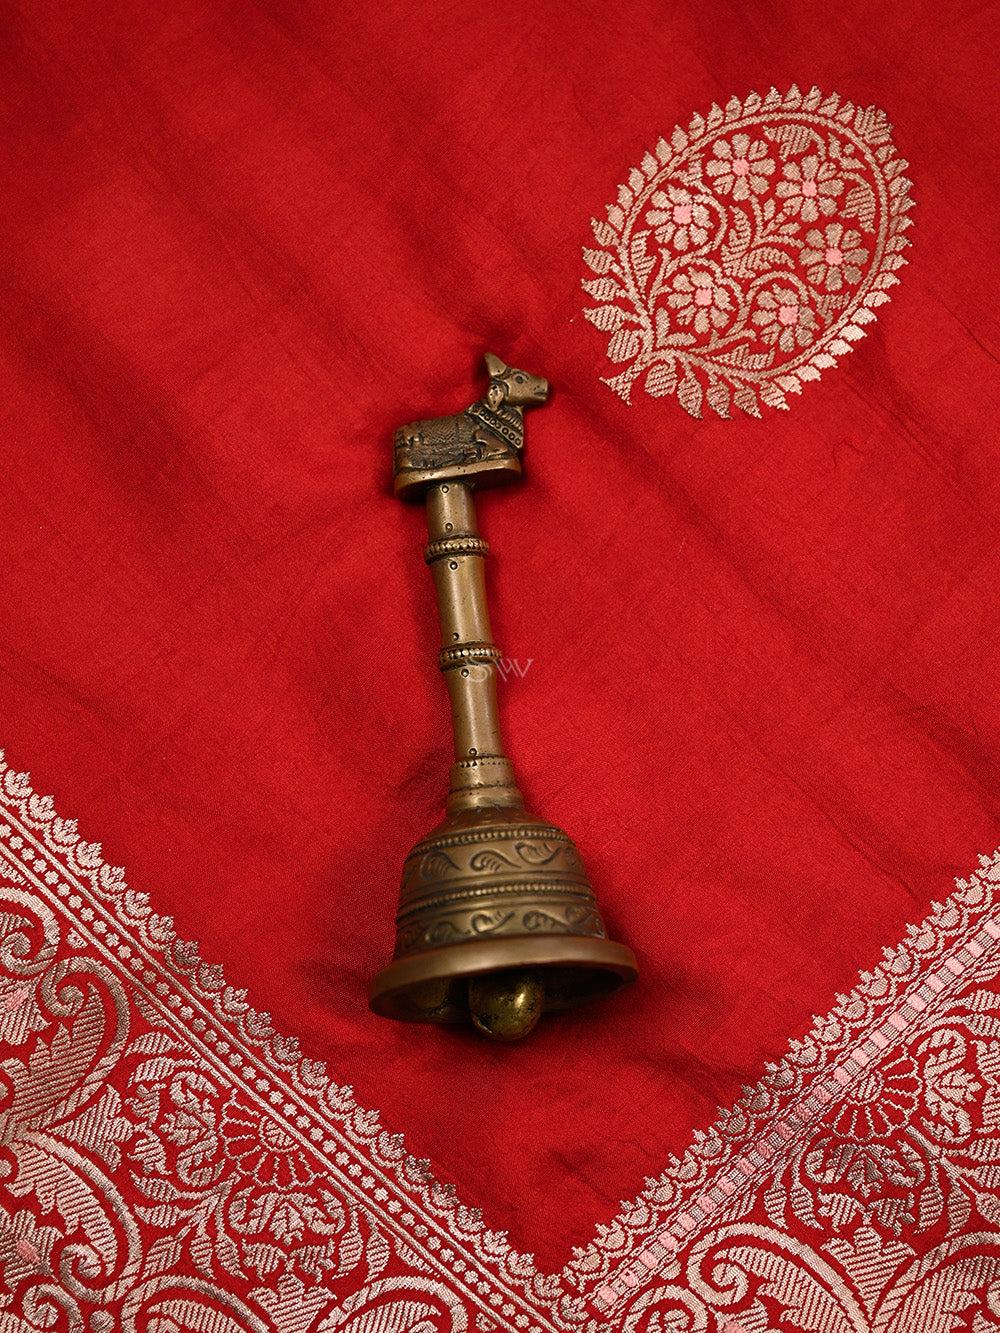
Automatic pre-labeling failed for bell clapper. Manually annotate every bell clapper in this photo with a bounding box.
[468,970,545,1042]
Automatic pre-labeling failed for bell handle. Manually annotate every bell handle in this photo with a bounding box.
[423,482,522,813]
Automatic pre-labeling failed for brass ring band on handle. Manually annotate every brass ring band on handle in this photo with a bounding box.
[436,642,502,672]
[424,535,489,563]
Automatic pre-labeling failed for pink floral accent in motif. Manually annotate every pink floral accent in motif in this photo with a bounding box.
[753,286,819,351]
[801,220,870,289]
[669,269,733,332]
[645,183,711,251]
[775,152,845,220]
[705,132,775,199]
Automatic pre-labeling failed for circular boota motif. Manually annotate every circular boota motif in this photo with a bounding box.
[582,85,913,418]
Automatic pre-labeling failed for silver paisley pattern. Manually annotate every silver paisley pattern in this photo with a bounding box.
[582,86,913,418]
[1,752,1000,1333]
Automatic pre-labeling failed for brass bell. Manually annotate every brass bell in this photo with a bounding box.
[369,354,637,1040]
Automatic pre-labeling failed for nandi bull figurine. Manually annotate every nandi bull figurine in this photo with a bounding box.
[370,353,637,1041]
[392,351,547,498]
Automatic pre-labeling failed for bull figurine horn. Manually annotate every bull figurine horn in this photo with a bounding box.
[368,354,638,1041]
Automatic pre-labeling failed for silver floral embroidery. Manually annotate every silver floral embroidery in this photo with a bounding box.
[2,753,1000,1333]
[581,86,913,418]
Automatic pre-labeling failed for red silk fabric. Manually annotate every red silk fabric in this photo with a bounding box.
[1,0,998,1282]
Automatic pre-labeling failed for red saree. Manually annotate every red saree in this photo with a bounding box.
[1,1,999,1328]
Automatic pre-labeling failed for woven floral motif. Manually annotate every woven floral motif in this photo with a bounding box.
[581,86,913,418]
[2,752,1000,1333]
[585,877,1000,1330]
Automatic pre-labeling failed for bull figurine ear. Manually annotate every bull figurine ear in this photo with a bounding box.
[484,351,507,379]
